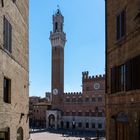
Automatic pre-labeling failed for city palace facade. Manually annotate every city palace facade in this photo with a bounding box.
[46,9,105,132]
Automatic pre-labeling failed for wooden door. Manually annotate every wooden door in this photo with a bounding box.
[117,122,129,140]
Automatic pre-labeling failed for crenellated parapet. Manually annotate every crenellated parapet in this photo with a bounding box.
[82,71,105,82]
[82,71,89,79]
[64,92,82,95]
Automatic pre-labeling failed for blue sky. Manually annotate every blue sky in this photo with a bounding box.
[29,0,105,97]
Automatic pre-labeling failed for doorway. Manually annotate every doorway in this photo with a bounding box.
[48,114,55,128]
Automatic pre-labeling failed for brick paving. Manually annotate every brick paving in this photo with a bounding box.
[30,131,105,140]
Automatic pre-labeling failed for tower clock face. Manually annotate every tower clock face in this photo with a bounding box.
[53,88,58,95]
[94,83,100,90]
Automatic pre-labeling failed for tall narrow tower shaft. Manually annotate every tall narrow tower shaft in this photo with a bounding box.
[50,9,66,107]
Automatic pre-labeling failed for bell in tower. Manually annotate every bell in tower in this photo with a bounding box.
[53,9,64,33]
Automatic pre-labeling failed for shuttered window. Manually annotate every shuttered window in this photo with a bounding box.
[120,65,126,91]
[111,54,140,93]
[3,16,12,53]
[116,10,126,40]
[132,55,140,89]
[0,129,10,140]
[125,60,132,91]
[3,77,11,103]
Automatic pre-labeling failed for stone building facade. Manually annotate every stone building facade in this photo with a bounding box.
[46,9,105,132]
[29,96,51,128]
[0,0,29,140]
[105,0,140,140]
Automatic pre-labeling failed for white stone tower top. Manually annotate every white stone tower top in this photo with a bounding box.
[50,9,66,48]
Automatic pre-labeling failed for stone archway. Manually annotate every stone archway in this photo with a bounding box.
[17,127,23,140]
[48,114,55,128]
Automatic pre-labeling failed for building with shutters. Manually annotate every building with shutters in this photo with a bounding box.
[0,0,29,140]
[105,0,140,139]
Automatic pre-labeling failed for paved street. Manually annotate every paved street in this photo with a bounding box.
[30,131,105,140]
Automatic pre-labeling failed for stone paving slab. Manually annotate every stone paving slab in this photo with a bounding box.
[30,132,105,140]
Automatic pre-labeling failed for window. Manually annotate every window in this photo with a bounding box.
[66,122,69,129]
[120,65,126,91]
[17,127,23,140]
[66,98,70,102]
[86,123,89,128]
[86,86,90,91]
[54,47,57,51]
[78,112,82,116]
[12,0,16,3]
[0,128,10,140]
[116,10,126,40]
[78,98,83,103]
[1,0,4,7]
[61,121,64,128]
[98,123,102,129]
[3,77,11,103]
[3,16,12,53]
[72,98,76,103]
[91,111,96,116]
[111,65,126,93]
[55,22,58,32]
[78,122,82,128]
[66,112,70,116]
[72,112,76,116]
[92,123,95,128]
[85,111,90,116]
[98,97,102,102]
[61,112,64,116]
[92,97,96,102]
[85,97,89,102]
[0,132,5,139]
[98,112,103,117]
[111,54,140,93]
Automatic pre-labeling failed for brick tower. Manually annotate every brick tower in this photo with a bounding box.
[50,9,66,109]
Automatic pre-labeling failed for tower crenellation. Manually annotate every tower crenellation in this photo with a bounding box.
[82,71,105,81]
[64,92,82,95]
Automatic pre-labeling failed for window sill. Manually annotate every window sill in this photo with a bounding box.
[115,35,126,46]
[4,102,11,104]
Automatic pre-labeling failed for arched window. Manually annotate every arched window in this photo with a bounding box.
[55,22,58,32]
[86,122,89,128]
[17,127,23,140]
